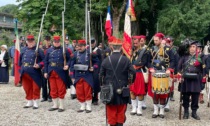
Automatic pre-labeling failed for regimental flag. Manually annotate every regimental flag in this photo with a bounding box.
[14,19,20,86]
[105,5,112,38]
[122,0,136,59]
[127,0,136,21]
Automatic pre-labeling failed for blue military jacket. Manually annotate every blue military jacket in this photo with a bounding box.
[148,45,175,71]
[44,46,72,88]
[70,49,99,88]
[19,46,45,87]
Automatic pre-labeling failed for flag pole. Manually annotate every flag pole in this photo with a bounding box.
[14,18,20,86]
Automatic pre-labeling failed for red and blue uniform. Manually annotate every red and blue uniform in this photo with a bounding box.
[19,46,45,100]
[44,46,72,99]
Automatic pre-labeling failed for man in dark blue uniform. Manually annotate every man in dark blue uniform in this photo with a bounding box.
[91,39,102,105]
[196,43,208,104]
[70,39,99,113]
[19,35,45,109]
[41,35,52,102]
[165,36,179,102]
[178,40,205,120]
[65,38,77,100]
[44,35,72,112]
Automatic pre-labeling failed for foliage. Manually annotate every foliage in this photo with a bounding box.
[13,0,210,46]
[0,30,14,47]
[0,4,18,14]
[158,0,210,44]
[17,0,86,40]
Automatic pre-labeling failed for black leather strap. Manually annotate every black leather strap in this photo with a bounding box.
[108,55,122,86]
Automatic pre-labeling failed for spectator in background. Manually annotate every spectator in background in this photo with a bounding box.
[0,45,9,84]
[8,39,16,76]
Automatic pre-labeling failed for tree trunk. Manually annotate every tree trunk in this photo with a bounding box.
[112,15,120,37]
[111,0,127,37]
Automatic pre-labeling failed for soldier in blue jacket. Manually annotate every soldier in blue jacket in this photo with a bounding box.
[70,39,99,113]
[44,35,72,112]
[19,35,45,109]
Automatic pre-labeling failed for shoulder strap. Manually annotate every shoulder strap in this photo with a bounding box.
[136,48,146,63]
[108,55,122,86]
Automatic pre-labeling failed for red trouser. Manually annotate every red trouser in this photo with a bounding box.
[76,78,92,102]
[106,104,127,125]
[22,73,40,100]
[49,71,66,99]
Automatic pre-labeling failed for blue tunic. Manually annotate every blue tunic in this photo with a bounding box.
[44,46,72,88]
[70,50,99,88]
[19,46,45,87]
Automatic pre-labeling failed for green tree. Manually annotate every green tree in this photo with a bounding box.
[0,4,18,14]
[17,0,86,39]
[158,0,210,44]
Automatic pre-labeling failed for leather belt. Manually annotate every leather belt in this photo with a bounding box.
[50,62,64,67]
[23,63,33,67]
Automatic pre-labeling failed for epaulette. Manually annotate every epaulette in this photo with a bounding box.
[166,47,170,51]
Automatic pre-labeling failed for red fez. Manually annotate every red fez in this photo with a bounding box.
[132,35,146,40]
[154,33,165,39]
[164,38,172,43]
[78,40,86,45]
[13,39,16,43]
[39,42,43,45]
[109,37,123,45]
[53,36,60,41]
[27,35,34,40]
[72,40,77,43]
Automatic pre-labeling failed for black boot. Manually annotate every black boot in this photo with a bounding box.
[192,110,200,120]
[170,92,175,101]
[183,109,189,119]
[116,123,123,126]
[41,98,47,102]
[71,94,77,100]
[92,93,99,105]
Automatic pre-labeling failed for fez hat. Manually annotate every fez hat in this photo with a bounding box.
[132,35,146,40]
[78,40,86,45]
[154,33,165,39]
[27,35,35,40]
[53,36,60,41]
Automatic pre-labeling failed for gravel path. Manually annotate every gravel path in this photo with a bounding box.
[0,77,210,126]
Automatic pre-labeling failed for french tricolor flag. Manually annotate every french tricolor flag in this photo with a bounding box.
[14,19,20,86]
[122,0,136,58]
[105,5,112,38]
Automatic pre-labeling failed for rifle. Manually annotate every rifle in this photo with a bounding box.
[179,88,182,120]
[207,72,210,107]
[62,0,66,66]
[88,10,92,68]
[100,15,105,61]
[34,0,50,65]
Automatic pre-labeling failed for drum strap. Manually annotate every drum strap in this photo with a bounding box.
[135,48,146,64]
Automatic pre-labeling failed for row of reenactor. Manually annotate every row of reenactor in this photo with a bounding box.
[17,32,210,126]
[19,35,102,113]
